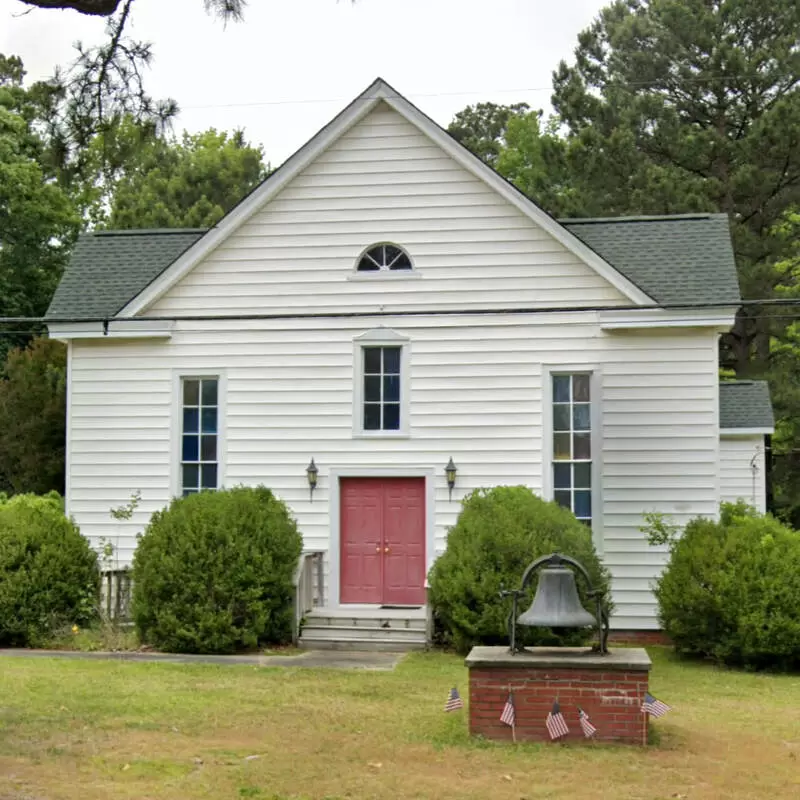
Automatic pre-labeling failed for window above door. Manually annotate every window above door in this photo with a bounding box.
[353,328,410,437]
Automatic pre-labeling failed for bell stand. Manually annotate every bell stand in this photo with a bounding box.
[500,552,610,655]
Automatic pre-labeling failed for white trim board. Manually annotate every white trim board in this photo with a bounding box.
[48,320,174,341]
[327,466,436,610]
[720,428,773,436]
[119,78,657,318]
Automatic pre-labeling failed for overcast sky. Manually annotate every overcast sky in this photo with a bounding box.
[2,0,607,164]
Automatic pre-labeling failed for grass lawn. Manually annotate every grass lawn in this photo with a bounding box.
[1,648,799,800]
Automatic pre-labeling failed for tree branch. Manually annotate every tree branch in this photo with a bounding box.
[17,0,122,15]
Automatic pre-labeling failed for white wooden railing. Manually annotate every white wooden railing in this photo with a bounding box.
[292,551,325,643]
[100,569,133,620]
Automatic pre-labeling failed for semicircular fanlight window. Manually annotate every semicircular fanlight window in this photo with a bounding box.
[357,244,413,272]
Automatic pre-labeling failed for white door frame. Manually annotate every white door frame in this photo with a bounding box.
[328,466,436,609]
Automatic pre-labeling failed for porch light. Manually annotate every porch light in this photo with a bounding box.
[306,458,318,501]
[445,457,458,501]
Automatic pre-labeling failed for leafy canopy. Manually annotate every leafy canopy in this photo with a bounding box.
[107,127,268,229]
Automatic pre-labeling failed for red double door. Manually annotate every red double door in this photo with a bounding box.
[340,477,426,606]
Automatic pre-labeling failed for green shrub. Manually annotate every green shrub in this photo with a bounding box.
[0,492,99,646]
[654,502,800,671]
[132,486,303,654]
[427,486,612,654]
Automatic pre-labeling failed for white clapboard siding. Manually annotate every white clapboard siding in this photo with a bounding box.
[68,317,718,629]
[146,103,629,316]
[719,435,767,512]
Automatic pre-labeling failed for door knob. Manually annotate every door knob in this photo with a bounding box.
[384,547,390,553]
[375,546,381,553]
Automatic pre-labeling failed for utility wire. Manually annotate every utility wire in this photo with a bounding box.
[179,75,797,111]
[21,297,800,328]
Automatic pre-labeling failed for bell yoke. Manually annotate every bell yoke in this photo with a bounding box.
[500,552,610,655]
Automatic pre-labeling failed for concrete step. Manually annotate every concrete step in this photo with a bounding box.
[299,607,429,652]
[300,624,426,643]
[298,635,426,652]
[305,615,427,632]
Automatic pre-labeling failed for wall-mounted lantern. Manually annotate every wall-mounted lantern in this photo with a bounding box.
[306,458,318,502]
[445,457,458,501]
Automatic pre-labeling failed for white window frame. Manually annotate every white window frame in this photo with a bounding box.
[171,370,227,498]
[541,365,603,553]
[352,328,411,438]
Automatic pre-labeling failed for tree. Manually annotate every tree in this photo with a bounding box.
[494,111,582,216]
[1,38,177,224]
[106,127,268,229]
[550,0,800,371]
[0,70,80,354]
[448,102,530,168]
[0,338,67,496]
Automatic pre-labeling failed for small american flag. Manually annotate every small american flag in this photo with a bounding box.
[578,707,597,738]
[444,687,464,712]
[546,700,569,740]
[500,693,515,728]
[641,693,671,718]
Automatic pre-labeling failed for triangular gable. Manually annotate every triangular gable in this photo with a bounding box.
[119,78,656,317]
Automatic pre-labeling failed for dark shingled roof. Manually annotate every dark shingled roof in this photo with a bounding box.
[46,229,206,319]
[561,213,740,305]
[719,381,774,431]
[47,214,740,319]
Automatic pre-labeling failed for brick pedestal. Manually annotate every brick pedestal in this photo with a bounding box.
[465,646,651,745]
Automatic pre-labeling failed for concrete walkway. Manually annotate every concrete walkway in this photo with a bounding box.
[0,648,404,671]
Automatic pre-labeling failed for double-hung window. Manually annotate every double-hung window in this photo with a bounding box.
[552,373,592,526]
[363,346,402,431]
[181,377,219,495]
[354,330,409,436]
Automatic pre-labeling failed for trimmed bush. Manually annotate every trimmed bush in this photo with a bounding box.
[428,486,612,654]
[654,502,800,671]
[0,492,99,646]
[132,486,303,654]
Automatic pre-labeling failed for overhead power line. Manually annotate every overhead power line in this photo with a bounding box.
[5,297,798,329]
[179,74,790,111]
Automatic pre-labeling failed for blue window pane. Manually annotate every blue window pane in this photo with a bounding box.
[383,403,400,430]
[201,408,218,434]
[364,348,381,374]
[201,463,218,489]
[201,435,217,462]
[201,380,218,406]
[553,375,570,403]
[383,375,400,402]
[182,435,199,462]
[182,464,199,490]
[183,380,200,405]
[554,463,571,489]
[554,490,571,509]
[574,490,592,519]
[183,408,199,434]
[553,404,570,432]
[364,376,381,402]
[364,404,381,430]
[573,404,591,431]
[574,463,591,488]
[383,347,401,374]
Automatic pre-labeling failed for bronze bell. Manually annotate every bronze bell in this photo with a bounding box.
[517,565,597,629]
